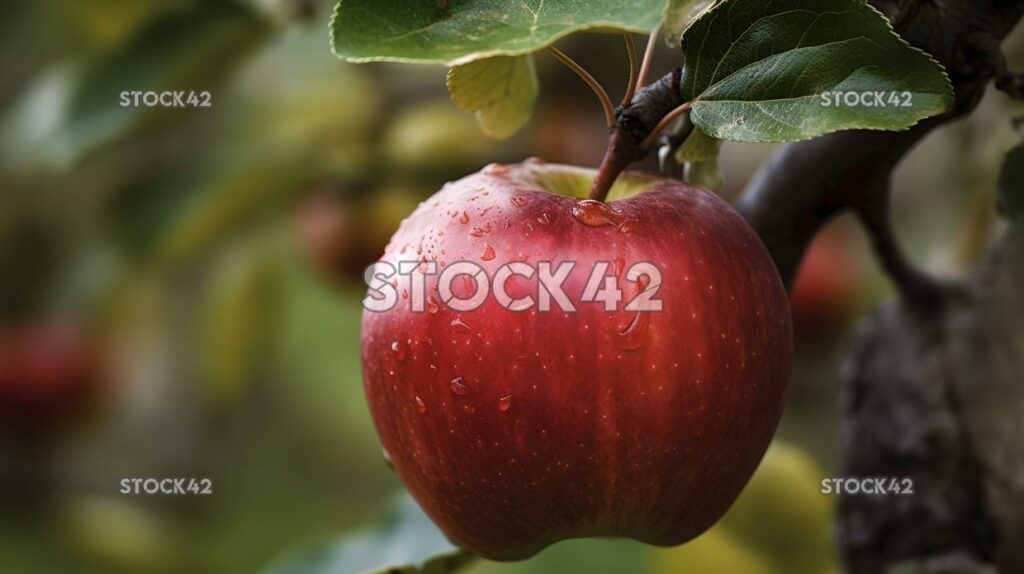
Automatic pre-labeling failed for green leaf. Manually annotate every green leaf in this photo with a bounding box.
[330,0,664,65]
[446,55,539,139]
[997,142,1024,221]
[663,0,717,48]
[674,125,721,163]
[263,493,475,574]
[678,0,954,143]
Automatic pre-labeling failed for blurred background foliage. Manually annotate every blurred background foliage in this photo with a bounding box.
[0,1,1022,573]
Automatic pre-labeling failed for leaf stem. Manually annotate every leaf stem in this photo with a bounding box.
[636,25,660,92]
[547,46,616,128]
[622,34,639,106]
[641,101,692,149]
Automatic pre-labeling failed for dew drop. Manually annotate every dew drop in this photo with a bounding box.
[450,377,470,396]
[481,244,496,261]
[459,212,470,224]
[391,340,407,361]
[415,396,427,413]
[572,199,630,229]
[470,223,493,237]
[426,297,440,314]
[511,195,529,208]
[451,317,471,332]
[498,394,512,412]
[429,364,439,374]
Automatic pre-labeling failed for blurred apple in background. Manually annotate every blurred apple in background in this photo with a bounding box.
[789,220,871,341]
[0,319,104,438]
[296,184,427,285]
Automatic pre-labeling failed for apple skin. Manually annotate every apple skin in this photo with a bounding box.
[361,160,792,561]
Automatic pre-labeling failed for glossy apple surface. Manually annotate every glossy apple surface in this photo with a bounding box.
[361,160,792,560]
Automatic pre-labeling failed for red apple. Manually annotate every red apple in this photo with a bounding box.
[0,320,102,437]
[297,186,428,284]
[360,159,792,561]
[296,191,364,281]
[789,222,866,340]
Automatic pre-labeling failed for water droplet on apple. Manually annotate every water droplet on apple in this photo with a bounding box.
[481,245,496,261]
[427,297,440,314]
[470,223,493,237]
[572,199,629,229]
[451,317,471,332]
[429,364,439,374]
[483,163,508,175]
[450,377,470,395]
[460,212,470,224]
[615,312,649,351]
[391,340,407,361]
[498,394,512,412]
[415,396,427,413]
[511,195,529,208]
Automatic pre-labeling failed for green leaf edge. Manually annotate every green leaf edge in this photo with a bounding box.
[328,1,657,66]
[682,0,957,144]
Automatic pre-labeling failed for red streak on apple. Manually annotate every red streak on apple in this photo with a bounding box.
[361,160,793,560]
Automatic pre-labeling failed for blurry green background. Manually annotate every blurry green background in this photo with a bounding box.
[1,1,1022,573]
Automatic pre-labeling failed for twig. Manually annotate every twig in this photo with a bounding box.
[641,102,692,149]
[546,46,616,128]
[622,34,639,107]
[636,25,660,92]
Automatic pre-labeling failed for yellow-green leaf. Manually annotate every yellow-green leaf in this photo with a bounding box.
[446,55,539,140]
[674,126,721,163]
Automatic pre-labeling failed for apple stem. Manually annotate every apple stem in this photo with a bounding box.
[589,67,685,202]
[546,46,617,128]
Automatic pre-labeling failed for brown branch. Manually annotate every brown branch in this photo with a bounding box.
[738,0,1024,283]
